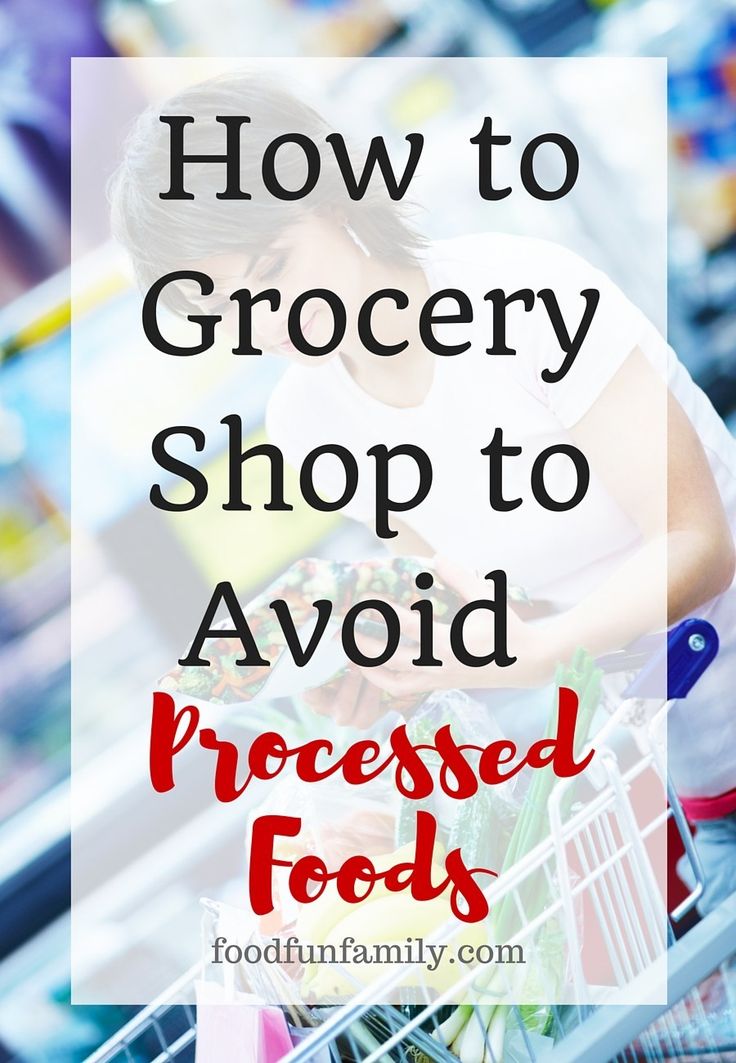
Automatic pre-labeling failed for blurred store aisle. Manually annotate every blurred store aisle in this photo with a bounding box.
[0,1,734,1060]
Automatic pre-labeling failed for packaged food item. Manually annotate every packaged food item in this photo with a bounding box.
[160,555,466,709]
[194,982,292,1063]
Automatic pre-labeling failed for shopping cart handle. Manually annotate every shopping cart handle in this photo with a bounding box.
[621,618,718,699]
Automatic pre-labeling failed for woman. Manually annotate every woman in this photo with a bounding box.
[112,72,736,915]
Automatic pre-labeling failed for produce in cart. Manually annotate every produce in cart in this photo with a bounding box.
[431,651,602,1062]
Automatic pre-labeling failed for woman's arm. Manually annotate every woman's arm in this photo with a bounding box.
[357,346,736,697]
[545,346,736,663]
[382,518,435,559]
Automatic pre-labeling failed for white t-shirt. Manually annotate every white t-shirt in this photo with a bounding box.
[266,233,736,800]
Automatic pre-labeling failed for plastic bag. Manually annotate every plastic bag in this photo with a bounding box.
[159,555,466,709]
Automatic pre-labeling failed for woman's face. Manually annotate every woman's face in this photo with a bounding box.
[187,213,371,365]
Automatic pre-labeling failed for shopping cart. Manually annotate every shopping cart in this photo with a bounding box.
[86,618,736,1063]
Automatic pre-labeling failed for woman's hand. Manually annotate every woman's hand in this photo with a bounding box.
[356,557,556,698]
[301,669,390,729]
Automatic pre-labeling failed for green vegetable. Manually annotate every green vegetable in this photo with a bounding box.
[176,669,216,697]
[434,652,602,1062]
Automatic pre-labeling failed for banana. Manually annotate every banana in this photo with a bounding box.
[295,839,446,946]
[303,891,488,997]
[295,838,479,999]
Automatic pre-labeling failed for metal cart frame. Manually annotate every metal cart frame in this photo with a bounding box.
[87,619,736,1063]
